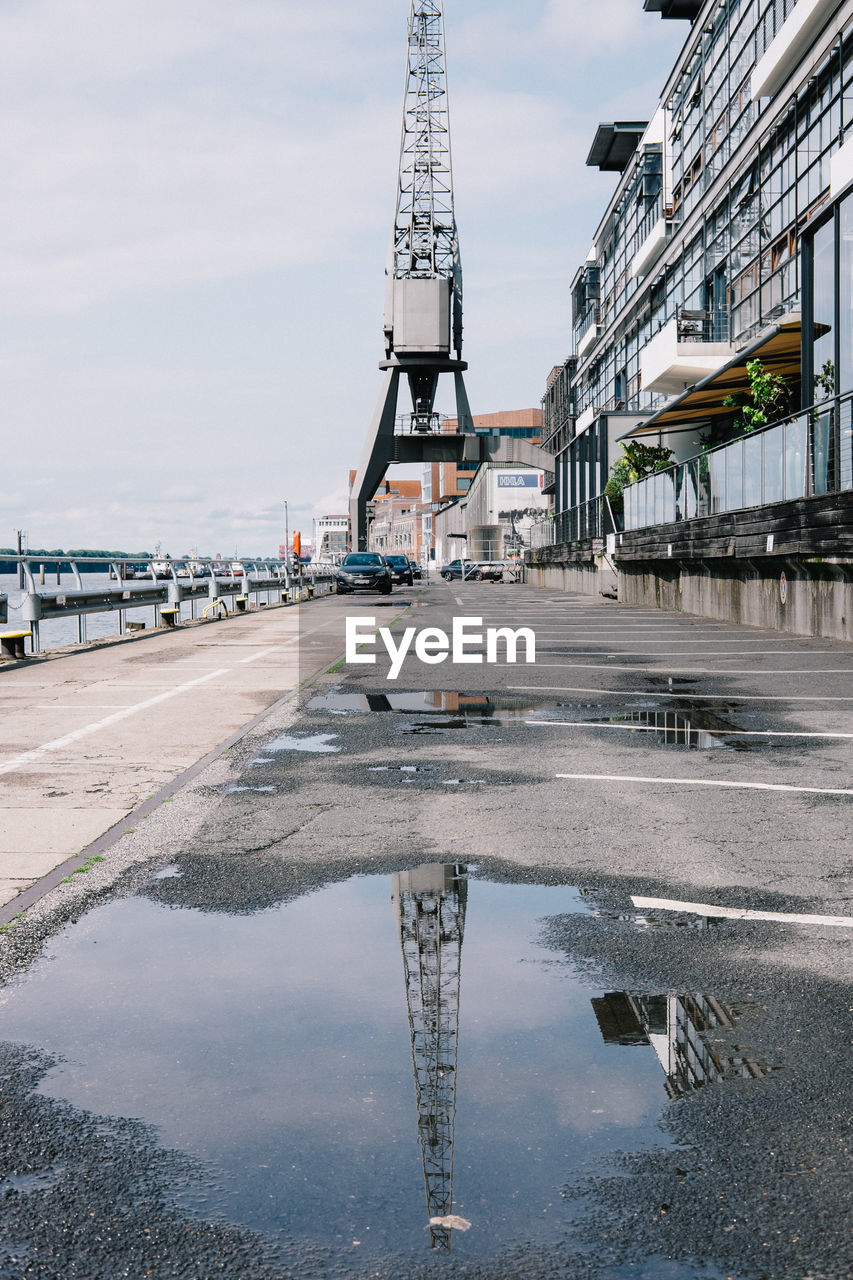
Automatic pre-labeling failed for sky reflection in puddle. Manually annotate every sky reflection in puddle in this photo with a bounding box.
[0,867,763,1269]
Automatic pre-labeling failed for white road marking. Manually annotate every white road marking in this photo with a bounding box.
[526,720,853,740]
[0,669,229,777]
[532,662,853,675]
[238,648,279,664]
[555,771,853,796]
[631,895,853,929]
[34,705,137,710]
[509,683,853,703]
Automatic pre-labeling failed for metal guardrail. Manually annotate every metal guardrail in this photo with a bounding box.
[2,557,337,654]
[528,496,611,548]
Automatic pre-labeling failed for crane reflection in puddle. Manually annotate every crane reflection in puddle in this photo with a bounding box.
[392,863,468,1251]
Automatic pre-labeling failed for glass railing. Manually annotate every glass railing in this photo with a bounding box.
[623,393,853,532]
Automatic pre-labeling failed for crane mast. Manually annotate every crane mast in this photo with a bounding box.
[349,0,476,550]
[389,0,462,354]
[392,863,468,1251]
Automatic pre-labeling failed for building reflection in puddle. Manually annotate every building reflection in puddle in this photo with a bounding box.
[597,707,747,750]
[591,992,770,1098]
[391,863,468,1251]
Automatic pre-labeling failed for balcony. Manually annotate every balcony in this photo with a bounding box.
[751,0,843,100]
[640,311,734,397]
[631,217,670,279]
[576,313,599,357]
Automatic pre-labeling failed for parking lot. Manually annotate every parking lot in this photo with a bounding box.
[0,577,851,1279]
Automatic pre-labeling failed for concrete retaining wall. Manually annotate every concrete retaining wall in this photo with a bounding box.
[527,492,853,639]
[617,557,853,641]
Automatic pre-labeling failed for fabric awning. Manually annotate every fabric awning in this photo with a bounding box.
[619,313,801,440]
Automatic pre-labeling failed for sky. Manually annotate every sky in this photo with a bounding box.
[0,0,686,557]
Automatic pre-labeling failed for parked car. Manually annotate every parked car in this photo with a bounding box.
[441,559,505,582]
[440,559,481,581]
[472,561,506,582]
[383,553,414,586]
[408,560,423,580]
[335,553,393,594]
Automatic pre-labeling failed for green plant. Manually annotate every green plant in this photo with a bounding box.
[723,358,794,434]
[814,358,835,400]
[61,854,105,883]
[604,441,675,513]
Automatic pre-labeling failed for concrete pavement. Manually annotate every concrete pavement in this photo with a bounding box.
[1,579,852,1279]
[0,599,351,908]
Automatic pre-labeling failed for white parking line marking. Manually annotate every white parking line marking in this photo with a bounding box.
[526,720,853,740]
[533,662,853,675]
[631,895,853,928]
[555,772,853,796]
[238,648,278,664]
[0,669,229,777]
[509,684,853,703]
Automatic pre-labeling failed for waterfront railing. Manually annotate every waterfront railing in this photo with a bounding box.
[3,557,336,653]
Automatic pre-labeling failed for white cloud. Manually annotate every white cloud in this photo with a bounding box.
[0,0,687,553]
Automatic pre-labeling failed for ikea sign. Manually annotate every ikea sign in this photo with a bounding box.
[496,472,542,488]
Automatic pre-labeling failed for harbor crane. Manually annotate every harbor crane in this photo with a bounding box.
[350,0,477,549]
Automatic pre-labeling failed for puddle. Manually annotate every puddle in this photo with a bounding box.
[306,690,548,719]
[590,707,750,751]
[225,784,277,794]
[0,866,771,1273]
[399,717,501,734]
[253,732,341,756]
[151,865,183,880]
[305,692,752,750]
[0,1167,66,1194]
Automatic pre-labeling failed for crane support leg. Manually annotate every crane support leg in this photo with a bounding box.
[453,371,475,435]
[349,368,401,551]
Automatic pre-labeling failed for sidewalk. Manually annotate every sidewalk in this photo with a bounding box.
[0,600,347,909]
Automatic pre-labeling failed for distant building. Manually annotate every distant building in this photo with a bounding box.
[368,481,431,563]
[425,408,544,506]
[423,409,545,561]
[433,462,550,565]
[314,515,349,562]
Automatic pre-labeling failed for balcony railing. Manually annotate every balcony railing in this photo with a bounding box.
[573,304,599,354]
[676,306,730,343]
[528,496,616,548]
[623,393,853,532]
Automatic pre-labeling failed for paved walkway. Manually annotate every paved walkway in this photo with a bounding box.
[0,600,349,907]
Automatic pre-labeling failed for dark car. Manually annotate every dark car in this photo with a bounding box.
[408,559,423,580]
[335,553,392,594]
[440,559,481,581]
[384,554,414,586]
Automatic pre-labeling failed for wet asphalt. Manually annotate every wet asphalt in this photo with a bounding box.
[0,578,851,1279]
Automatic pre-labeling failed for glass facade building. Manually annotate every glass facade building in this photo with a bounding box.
[547,0,853,538]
